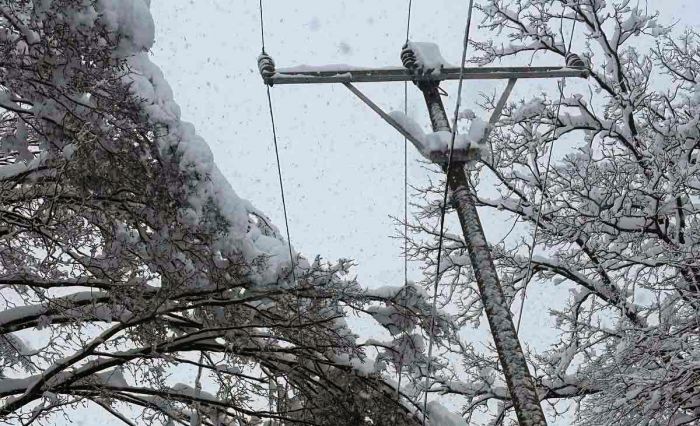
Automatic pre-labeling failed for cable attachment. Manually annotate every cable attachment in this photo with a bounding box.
[258,52,276,84]
[565,52,585,68]
[401,43,418,71]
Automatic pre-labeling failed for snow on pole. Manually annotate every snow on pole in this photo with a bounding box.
[416,77,547,425]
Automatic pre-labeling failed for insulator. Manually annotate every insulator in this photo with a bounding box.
[401,43,417,70]
[257,53,276,79]
[565,52,585,68]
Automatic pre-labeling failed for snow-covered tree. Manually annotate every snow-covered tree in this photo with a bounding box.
[6,1,697,425]
[0,1,453,424]
[401,1,700,424]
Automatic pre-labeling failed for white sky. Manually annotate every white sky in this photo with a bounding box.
[59,0,700,424]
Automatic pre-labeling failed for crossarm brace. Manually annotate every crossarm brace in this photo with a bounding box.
[343,80,518,163]
[342,82,425,154]
[343,82,472,162]
[481,78,517,144]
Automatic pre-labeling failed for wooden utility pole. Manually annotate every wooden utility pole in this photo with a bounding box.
[258,45,587,425]
[418,80,547,426]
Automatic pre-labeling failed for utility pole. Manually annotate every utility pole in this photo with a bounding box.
[417,80,547,426]
[258,45,587,425]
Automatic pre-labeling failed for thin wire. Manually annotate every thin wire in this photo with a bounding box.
[403,0,412,300]
[404,83,409,288]
[422,1,475,424]
[405,0,413,42]
[258,0,296,286]
[259,1,300,415]
[516,12,578,333]
[265,87,297,286]
[396,0,413,418]
[404,0,412,295]
[258,0,266,53]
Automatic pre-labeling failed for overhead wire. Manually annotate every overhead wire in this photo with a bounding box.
[395,0,413,420]
[516,9,579,332]
[264,88,297,288]
[258,0,297,289]
[421,1,475,424]
[404,0,413,309]
[258,0,266,53]
[258,0,300,416]
[405,0,413,42]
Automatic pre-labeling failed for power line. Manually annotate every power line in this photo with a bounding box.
[258,0,296,287]
[421,1,475,424]
[264,87,297,287]
[404,0,413,297]
[396,0,413,420]
[258,1,300,417]
[405,0,413,43]
[258,0,266,53]
[403,0,413,304]
[516,10,579,333]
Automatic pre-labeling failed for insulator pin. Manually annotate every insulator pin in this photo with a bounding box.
[258,53,276,80]
[401,43,417,70]
[565,52,585,68]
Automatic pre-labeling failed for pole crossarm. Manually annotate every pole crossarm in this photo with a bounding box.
[261,65,588,85]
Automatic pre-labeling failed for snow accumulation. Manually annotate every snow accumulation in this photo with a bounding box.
[467,115,488,143]
[0,291,108,327]
[407,41,454,72]
[426,401,468,426]
[332,352,379,377]
[0,119,33,163]
[96,367,129,387]
[366,282,429,304]
[383,333,426,367]
[388,111,488,161]
[99,0,295,285]
[511,99,546,122]
[32,0,154,54]
[367,305,417,336]
[171,382,218,402]
[97,0,155,54]
[0,152,47,180]
[0,333,36,359]
[277,64,388,73]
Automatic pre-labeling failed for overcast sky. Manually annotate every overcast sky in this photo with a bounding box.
[62,1,700,424]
